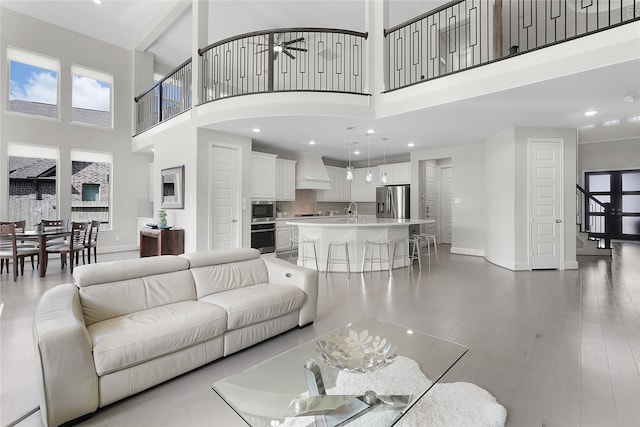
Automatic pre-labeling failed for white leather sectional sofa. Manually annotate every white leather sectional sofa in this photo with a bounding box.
[32,248,318,427]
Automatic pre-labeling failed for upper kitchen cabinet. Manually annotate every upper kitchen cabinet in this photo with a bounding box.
[275,158,297,201]
[350,167,378,202]
[378,162,411,185]
[317,166,351,202]
[251,152,277,200]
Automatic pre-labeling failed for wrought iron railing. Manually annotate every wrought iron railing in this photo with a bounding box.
[385,0,639,91]
[199,28,368,103]
[134,59,192,135]
[576,184,612,249]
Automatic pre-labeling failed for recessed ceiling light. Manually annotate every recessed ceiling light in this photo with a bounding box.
[366,129,375,135]
[93,0,102,4]
[408,142,415,147]
[584,110,599,117]
[623,95,639,103]
[354,150,360,155]
[150,148,155,152]
[308,140,316,145]
[252,128,261,133]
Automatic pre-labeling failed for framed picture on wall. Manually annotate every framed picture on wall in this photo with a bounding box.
[160,165,184,209]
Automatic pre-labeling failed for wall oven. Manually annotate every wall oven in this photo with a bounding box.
[251,201,275,223]
[250,222,276,254]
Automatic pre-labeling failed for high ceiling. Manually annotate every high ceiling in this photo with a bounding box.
[2,0,638,162]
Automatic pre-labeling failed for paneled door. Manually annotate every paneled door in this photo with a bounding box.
[529,139,563,270]
[210,143,242,250]
[423,163,439,238]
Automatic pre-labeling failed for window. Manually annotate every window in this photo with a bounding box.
[8,144,59,229]
[71,150,113,229]
[7,47,59,119]
[71,65,113,127]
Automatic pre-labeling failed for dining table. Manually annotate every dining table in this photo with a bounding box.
[16,228,71,277]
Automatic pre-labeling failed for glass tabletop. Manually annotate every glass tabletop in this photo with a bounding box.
[212,317,468,427]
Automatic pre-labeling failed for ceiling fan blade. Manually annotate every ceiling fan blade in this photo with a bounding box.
[283,37,305,46]
[286,46,307,52]
[283,49,295,60]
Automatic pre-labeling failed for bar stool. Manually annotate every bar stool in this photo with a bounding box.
[326,241,350,278]
[289,227,319,271]
[405,234,424,271]
[361,240,393,274]
[421,233,438,269]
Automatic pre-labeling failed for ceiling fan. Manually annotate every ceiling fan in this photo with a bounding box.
[256,35,307,60]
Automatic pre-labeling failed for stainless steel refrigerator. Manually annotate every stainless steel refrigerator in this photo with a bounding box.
[376,185,410,219]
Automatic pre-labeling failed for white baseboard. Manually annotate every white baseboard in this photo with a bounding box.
[450,247,484,257]
[98,244,139,254]
[564,261,579,270]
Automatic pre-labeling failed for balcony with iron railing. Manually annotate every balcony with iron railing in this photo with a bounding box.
[133,0,639,135]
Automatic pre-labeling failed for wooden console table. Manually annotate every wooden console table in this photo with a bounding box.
[139,228,184,257]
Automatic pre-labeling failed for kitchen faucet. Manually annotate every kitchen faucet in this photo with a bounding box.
[346,201,358,221]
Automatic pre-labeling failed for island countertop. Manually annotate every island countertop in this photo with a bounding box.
[286,217,434,227]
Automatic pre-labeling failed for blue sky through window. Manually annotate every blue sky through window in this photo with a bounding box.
[72,74,110,111]
[9,61,58,105]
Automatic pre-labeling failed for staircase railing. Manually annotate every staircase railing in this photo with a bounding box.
[576,184,612,249]
[134,59,193,135]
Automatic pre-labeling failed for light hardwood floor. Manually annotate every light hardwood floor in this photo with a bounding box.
[1,244,639,427]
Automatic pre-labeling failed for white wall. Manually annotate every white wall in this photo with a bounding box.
[0,8,152,252]
[411,143,485,256]
[578,138,640,182]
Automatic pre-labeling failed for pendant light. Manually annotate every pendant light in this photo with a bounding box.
[380,137,388,184]
[365,129,375,182]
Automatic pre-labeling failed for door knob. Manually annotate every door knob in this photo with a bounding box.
[232,219,238,223]
[555,219,562,223]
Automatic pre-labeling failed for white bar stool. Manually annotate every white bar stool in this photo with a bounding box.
[361,241,393,274]
[405,234,424,271]
[326,241,350,278]
[289,227,319,271]
[418,233,438,270]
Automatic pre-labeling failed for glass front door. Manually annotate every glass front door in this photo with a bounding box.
[586,169,640,240]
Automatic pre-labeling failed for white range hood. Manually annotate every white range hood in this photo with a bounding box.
[294,152,331,190]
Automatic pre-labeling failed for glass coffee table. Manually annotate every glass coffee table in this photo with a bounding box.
[213,317,468,427]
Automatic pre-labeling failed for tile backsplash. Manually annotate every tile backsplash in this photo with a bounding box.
[276,190,374,217]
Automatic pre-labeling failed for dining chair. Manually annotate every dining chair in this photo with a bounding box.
[0,220,37,272]
[45,221,87,274]
[42,219,70,246]
[0,224,40,282]
[83,220,101,264]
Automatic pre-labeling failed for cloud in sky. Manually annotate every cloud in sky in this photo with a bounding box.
[73,75,110,112]
[10,70,58,105]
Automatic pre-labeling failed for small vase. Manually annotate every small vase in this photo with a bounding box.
[157,210,168,228]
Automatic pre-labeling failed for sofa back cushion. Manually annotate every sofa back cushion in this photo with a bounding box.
[74,256,194,326]
[181,248,268,299]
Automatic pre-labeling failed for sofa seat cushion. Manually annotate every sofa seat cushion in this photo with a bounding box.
[88,301,227,376]
[199,284,305,330]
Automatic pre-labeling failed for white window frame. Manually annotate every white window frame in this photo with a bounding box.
[70,150,114,230]
[71,64,114,128]
[6,46,60,120]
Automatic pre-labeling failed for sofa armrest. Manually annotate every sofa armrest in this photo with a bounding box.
[33,284,99,427]
[262,257,318,326]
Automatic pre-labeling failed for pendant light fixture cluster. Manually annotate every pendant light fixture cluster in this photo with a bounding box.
[380,137,388,184]
[344,127,378,183]
[346,142,354,181]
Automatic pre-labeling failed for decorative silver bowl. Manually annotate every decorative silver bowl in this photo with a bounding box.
[315,328,398,373]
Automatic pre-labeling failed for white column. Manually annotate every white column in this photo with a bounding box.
[365,0,389,99]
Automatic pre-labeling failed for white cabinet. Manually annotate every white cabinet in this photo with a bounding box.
[276,221,292,251]
[251,152,277,200]
[318,166,351,202]
[275,159,296,201]
[350,167,378,202]
[378,162,411,185]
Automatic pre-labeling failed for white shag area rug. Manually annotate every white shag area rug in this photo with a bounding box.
[281,356,507,427]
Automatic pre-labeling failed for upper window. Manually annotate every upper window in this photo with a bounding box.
[71,65,113,128]
[7,47,60,119]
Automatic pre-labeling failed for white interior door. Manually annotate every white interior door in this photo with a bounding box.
[529,139,563,269]
[423,164,439,237]
[211,143,241,250]
[440,166,453,244]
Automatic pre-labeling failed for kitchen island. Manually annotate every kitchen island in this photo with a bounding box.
[286,217,435,272]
